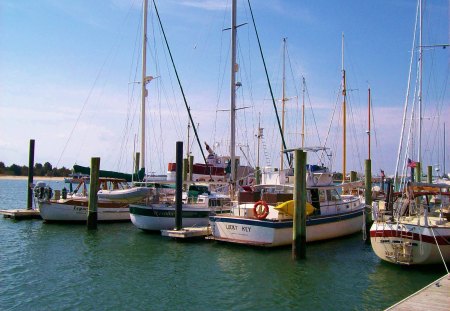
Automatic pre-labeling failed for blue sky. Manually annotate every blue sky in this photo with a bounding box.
[1,0,448,176]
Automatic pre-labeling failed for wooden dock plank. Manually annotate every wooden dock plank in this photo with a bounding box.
[0,209,41,220]
[161,226,210,239]
[387,273,450,311]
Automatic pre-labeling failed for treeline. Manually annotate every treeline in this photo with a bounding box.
[0,162,71,177]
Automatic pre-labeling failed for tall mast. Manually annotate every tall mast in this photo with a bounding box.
[368,87,371,160]
[140,0,148,172]
[301,76,305,148]
[257,114,262,168]
[230,0,237,184]
[418,0,423,165]
[280,37,287,171]
[341,33,347,183]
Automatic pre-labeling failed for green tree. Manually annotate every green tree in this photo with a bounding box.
[43,162,52,176]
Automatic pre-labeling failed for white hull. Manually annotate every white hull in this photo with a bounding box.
[130,204,226,231]
[39,201,130,222]
[370,218,450,265]
[210,209,364,247]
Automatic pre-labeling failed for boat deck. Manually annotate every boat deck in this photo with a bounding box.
[387,273,450,310]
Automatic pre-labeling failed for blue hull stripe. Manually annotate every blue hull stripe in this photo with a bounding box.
[210,209,364,229]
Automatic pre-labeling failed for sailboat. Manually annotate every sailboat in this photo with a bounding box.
[208,6,365,247]
[369,0,450,265]
[128,0,233,231]
[36,177,136,222]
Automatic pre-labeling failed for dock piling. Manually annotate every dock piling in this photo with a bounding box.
[175,142,183,231]
[27,139,35,210]
[427,165,432,183]
[87,157,100,230]
[292,150,307,260]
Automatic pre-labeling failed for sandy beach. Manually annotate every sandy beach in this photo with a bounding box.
[0,175,65,181]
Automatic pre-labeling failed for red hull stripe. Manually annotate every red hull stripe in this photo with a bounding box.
[370,229,450,245]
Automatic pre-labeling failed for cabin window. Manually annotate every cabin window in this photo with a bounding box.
[329,189,340,201]
[319,190,326,202]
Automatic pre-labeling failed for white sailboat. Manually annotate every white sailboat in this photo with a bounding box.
[369,0,450,265]
[209,9,365,246]
[129,0,232,231]
[37,178,134,222]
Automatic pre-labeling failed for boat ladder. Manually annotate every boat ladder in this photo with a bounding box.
[385,224,414,264]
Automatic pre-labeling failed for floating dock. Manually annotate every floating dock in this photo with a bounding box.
[387,273,450,310]
[161,226,211,239]
[0,209,41,220]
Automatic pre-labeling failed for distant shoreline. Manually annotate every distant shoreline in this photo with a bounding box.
[0,175,65,181]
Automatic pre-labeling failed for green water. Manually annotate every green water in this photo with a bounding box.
[0,179,446,310]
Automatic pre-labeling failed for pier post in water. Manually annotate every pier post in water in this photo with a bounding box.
[255,166,261,185]
[350,171,357,182]
[87,157,100,230]
[175,142,183,231]
[427,165,432,184]
[292,150,307,260]
[415,162,421,183]
[27,139,35,210]
[364,159,373,244]
[134,152,140,180]
[189,155,193,181]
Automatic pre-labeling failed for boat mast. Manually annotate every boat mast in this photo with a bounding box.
[368,87,371,160]
[418,0,423,167]
[257,114,262,169]
[301,76,305,148]
[230,0,237,185]
[341,33,347,183]
[280,37,287,171]
[140,0,148,173]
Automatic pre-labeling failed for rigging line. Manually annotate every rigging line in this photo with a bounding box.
[346,94,363,172]
[395,0,420,189]
[430,227,449,274]
[305,79,323,147]
[247,0,291,167]
[322,88,341,165]
[152,0,208,167]
[212,3,231,146]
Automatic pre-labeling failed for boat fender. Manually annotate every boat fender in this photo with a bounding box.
[253,200,269,220]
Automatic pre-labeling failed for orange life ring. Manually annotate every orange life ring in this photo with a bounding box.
[253,200,269,220]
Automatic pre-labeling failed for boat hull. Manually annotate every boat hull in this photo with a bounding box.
[39,200,130,222]
[370,220,450,265]
[209,209,364,247]
[130,204,230,231]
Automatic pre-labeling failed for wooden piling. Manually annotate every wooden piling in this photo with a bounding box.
[135,152,140,180]
[427,165,432,184]
[87,157,100,230]
[27,139,35,210]
[415,162,421,183]
[183,158,188,182]
[175,142,183,230]
[255,166,260,185]
[364,159,373,243]
[189,155,193,181]
[350,170,357,182]
[292,150,307,260]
